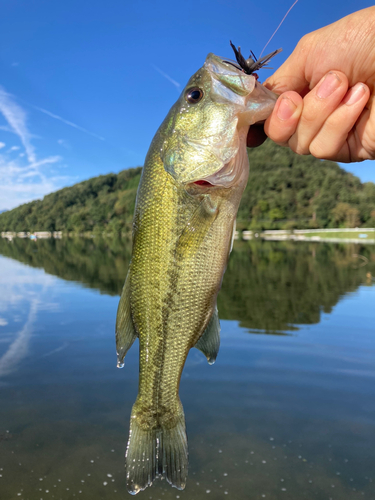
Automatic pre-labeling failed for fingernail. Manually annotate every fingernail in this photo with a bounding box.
[277,96,297,121]
[344,83,367,106]
[316,72,341,99]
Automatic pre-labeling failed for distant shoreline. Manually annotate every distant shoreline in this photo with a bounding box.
[2,228,375,245]
[240,228,375,244]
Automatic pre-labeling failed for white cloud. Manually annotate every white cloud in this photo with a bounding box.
[0,161,74,210]
[57,138,70,149]
[0,87,76,210]
[0,125,13,133]
[0,86,35,162]
[0,142,5,149]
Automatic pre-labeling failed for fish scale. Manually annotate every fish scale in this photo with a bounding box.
[115,51,279,494]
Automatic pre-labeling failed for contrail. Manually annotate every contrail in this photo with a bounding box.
[30,104,105,141]
[152,64,181,91]
[1,88,105,142]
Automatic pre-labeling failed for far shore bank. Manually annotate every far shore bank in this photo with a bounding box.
[242,228,375,245]
[1,228,375,245]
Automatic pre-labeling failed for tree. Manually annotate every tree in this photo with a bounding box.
[268,207,285,221]
[331,202,360,228]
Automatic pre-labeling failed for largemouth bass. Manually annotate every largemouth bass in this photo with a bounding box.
[116,50,278,494]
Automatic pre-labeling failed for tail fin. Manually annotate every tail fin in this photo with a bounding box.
[125,404,188,494]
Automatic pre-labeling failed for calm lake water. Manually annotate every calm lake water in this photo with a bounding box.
[0,238,374,500]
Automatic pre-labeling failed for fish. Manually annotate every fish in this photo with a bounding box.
[115,49,278,495]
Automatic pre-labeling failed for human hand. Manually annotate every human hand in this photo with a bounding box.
[250,7,375,163]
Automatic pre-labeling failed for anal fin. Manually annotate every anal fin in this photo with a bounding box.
[116,271,137,367]
[195,306,221,365]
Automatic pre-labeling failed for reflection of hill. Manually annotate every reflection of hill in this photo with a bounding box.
[218,241,374,331]
[0,237,131,296]
[0,238,373,332]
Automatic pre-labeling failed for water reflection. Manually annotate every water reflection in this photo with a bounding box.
[0,237,373,332]
[220,240,375,331]
[0,259,59,378]
[0,240,374,499]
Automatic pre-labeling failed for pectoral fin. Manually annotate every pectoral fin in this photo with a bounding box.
[116,272,138,367]
[228,219,236,257]
[176,196,218,258]
[195,306,221,365]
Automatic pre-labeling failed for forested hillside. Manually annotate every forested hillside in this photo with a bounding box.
[242,141,375,229]
[1,141,374,233]
[0,167,142,234]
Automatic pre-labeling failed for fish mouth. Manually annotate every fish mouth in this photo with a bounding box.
[190,155,238,188]
[188,128,249,190]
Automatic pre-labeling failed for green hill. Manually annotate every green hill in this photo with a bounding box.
[0,141,374,233]
[0,167,142,234]
[242,141,375,229]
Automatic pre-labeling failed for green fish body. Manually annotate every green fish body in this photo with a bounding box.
[116,53,277,494]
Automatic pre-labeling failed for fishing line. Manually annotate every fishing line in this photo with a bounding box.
[259,0,300,58]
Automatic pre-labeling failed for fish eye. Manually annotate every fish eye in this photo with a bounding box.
[185,87,204,104]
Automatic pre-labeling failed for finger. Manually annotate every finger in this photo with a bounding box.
[309,83,370,162]
[264,36,311,95]
[347,88,375,161]
[246,124,267,148]
[289,71,349,155]
[264,91,303,146]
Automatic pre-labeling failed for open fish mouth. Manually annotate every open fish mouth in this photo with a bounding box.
[190,153,241,188]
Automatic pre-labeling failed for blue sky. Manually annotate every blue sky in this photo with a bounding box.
[0,0,374,211]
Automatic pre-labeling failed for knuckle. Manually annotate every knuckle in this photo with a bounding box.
[293,146,310,156]
[290,140,310,156]
[296,33,313,51]
[362,133,375,160]
[362,142,375,159]
[274,140,290,149]
[274,132,292,144]
[266,123,292,145]
[309,139,336,160]
[300,107,319,125]
[309,146,329,159]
